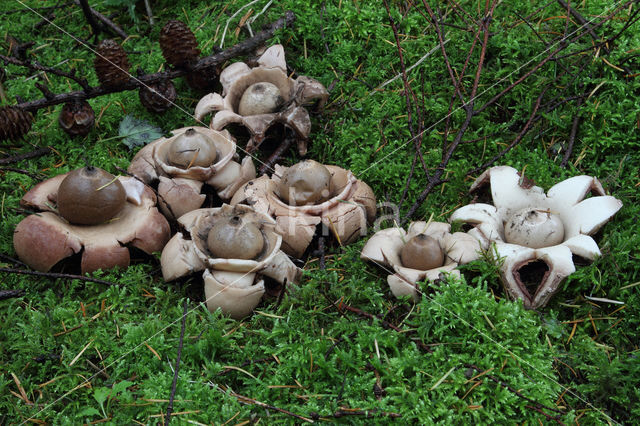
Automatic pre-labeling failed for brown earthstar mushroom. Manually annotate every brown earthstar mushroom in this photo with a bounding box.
[128,126,256,219]
[13,167,170,274]
[161,204,301,319]
[361,221,482,300]
[230,161,376,258]
[194,44,329,156]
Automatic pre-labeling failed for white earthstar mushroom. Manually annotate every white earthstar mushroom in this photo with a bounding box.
[449,166,622,309]
[360,221,482,300]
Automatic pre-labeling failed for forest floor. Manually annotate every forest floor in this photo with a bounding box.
[1,0,639,424]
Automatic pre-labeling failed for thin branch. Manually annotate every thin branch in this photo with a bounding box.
[165,300,188,426]
[326,408,402,419]
[464,363,565,416]
[0,267,118,287]
[560,97,583,168]
[0,167,46,180]
[0,54,90,90]
[214,384,314,423]
[73,0,128,39]
[257,136,293,175]
[0,147,52,165]
[12,12,296,113]
[0,289,24,300]
[468,87,547,175]
[556,0,598,41]
[77,0,102,38]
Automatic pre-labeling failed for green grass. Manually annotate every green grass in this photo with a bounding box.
[1,0,639,424]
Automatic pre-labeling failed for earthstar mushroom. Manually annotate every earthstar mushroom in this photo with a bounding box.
[194,44,329,155]
[128,126,255,219]
[231,161,376,258]
[161,204,301,319]
[13,167,170,273]
[449,166,623,309]
[361,221,482,300]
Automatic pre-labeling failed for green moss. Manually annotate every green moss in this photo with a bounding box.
[1,0,639,424]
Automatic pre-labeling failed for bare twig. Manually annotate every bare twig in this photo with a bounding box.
[0,54,90,90]
[214,385,314,423]
[560,97,583,168]
[0,267,118,287]
[318,235,326,270]
[329,408,402,419]
[464,363,565,416]
[468,87,547,175]
[0,147,52,165]
[556,0,598,41]
[12,12,296,113]
[73,0,128,39]
[165,300,188,426]
[77,0,102,39]
[0,289,24,300]
[257,137,293,175]
[0,253,27,267]
[0,167,45,179]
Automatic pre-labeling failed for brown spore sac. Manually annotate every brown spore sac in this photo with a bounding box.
[400,234,444,270]
[207,215,265,260]
[57,167,126,225]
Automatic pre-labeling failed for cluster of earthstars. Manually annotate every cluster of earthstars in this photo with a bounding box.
[12,45,623,319]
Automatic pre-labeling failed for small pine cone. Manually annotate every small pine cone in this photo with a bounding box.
[0,106,33,142]
[159,20,200,68]
[58,100,95,137]
[94,39,130,88]
[139,80,177,113]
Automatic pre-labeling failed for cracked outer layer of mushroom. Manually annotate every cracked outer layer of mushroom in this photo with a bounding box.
[127,126,255,219]
[230,161,377,258]
[13,167,171,274]
[449,166,623,309]
[194,44,329,156]
[161,204,301,319]
[361,221,482,300]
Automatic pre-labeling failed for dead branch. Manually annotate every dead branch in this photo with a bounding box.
[0,147,51,165]
[0,267,118,287]
[0,167,46,180]
[556,0,598,41]
[0,289,24,300]
[74,0,127,39]
[214,384,314,423]
[560,97,583,168]
[464,363,566,417]
[257,136,293,175]
[0,54,90,90]
[403,0,496,223]
[323,408,402,419]
[10,11,296,114]
[165,300,188,426]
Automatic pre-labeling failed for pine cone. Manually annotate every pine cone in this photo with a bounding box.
[94,39,130,88]
[159,20,200,68]
[139,80,177,113]
[0,106,33,141]
[58,100,95,137]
